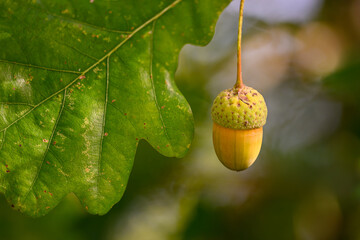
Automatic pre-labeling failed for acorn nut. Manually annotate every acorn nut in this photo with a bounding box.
[211,86,267,171]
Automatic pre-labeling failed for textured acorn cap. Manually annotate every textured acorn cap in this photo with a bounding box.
[211,86,267,130]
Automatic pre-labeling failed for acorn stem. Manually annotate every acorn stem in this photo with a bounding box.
[235,0,245,89]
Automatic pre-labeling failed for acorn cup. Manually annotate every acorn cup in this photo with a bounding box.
[211,86,267,171]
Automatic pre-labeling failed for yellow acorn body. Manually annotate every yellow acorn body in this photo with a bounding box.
[211,86,267,171]
[213,122,263,171]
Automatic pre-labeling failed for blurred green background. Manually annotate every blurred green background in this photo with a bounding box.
[1,0,360,239]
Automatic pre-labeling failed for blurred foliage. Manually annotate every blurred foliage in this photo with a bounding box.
[1,0,360,239]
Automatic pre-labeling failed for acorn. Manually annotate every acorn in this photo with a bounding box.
[211,86,267,171]
[211,0,268,171]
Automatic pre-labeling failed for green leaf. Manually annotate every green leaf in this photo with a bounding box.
[0,0,230,216]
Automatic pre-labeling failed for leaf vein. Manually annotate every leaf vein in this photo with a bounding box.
[108,104,137,133]
[96,57,110,194]
[53,39,99,61]
[14,124,24,146]
[149,21,174,153]
[0,59,81,74]
[0,102,35,107]
[43,10,132,34]
[22,89,67,204]
[0,129,6,152]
